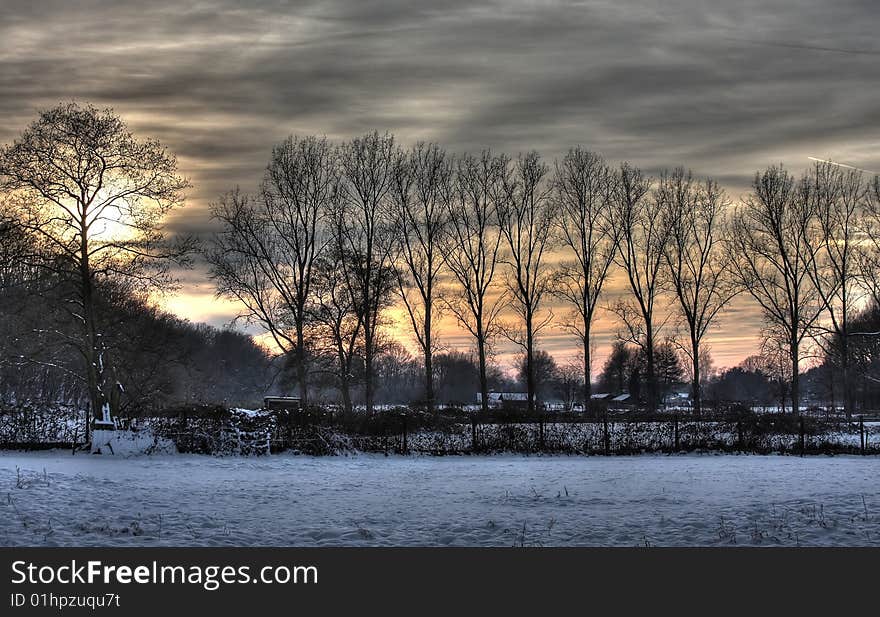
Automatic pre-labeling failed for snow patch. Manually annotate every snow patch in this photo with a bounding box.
[90,429,176,456]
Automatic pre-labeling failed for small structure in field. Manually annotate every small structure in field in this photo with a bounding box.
[476,391,529,410]
[608,393,636,411]
[263,396,302,412]
[586,392,613,414]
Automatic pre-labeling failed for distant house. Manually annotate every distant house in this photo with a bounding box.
[262,396,302,412]
[666,390,691,409]
[543,398,567,412]
[608,393,636,411]
[585,392,613,413]
[475,391,528,410]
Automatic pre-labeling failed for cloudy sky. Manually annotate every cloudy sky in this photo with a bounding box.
[2,0,878,372]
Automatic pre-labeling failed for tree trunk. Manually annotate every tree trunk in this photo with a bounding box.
[336,339,353,417]
[525,309,536,415]
[691,336,701,418]
[364,319,375,416]
[340,373,353,418]
[424,307,435,417]
[645,321,656,413]
[296,323,308,408]
[790,340,800,417]
[477,329,489,416]
[80,233,112,428]
[583,333,592,417]
[841,335,852,421]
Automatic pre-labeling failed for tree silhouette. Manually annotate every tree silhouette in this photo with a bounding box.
[207,136,335,407]
[0,103,189,426]
[391,143,452,414]
[497,152,555,415]
[551,148,619,415]
[610,163,669,413]
[660,168,736,416]
[729,166,822,415]
[440,151,507,415]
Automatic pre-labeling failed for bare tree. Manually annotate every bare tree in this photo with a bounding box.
[0,103,189,427]
[551,147,618,415]
[0,213,39,291]
[391,143,452,414]
[754,324,795,413]
[660,168,737,416]
[207,136,335,407]
[334,132,400,414]
[497,152,555,414]
[309,246,364,416]
[441,151,507,415]
[729,165,822,415]
[610,163,669,413]
[805,161,868,420]
[857,175,880,307]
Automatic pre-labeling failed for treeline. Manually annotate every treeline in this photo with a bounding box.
[0,104,283,417]
[206,132,880,419]
[0,243,273,412]
[3,104,880,422]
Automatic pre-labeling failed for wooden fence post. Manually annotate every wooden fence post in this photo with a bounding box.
[471,416,478,453]
[860,417,865,455]
[674,415,679,451]
[603,412,610,455]
[539,417,545,451]
[402,413,408,454]
[84,402,91,446]
[799,417,805,457]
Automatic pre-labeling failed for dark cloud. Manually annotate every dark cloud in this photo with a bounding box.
[1,0,877,367]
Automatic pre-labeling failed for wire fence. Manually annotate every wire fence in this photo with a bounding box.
[0,403,877,456]
[281,416,879,456]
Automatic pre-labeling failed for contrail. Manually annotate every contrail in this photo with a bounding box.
[808,157,879,175]
[725,37,880,57]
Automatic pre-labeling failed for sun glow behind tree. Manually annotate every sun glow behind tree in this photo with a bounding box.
[0,103,191,425]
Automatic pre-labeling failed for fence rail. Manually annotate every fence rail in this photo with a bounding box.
[0,404,877,456]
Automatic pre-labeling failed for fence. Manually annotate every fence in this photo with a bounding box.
[285,414,880,456]
[1,403,877,456]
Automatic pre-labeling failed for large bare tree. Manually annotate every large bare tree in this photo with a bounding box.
[309,246,364,416]
[660,168,736,416]
[207,136,335,407]
[441,151,508,415]
[610,163,669,413]
[0,103,189,426]
[497,152,555,414]
[729,165,822,415]
[805,161,868,420]
[334,132,400,414]
[391,143,452,414]
[551,147,618,415]
[857,175,880,307]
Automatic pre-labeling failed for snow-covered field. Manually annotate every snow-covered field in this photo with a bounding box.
[2,452,879,547]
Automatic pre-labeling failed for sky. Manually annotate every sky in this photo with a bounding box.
[1,0,878,375]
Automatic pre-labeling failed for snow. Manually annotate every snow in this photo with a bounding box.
[90,429,176,455]
[2,452,879,547]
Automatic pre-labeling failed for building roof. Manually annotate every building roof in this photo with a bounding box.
[476,392,528,402]
[611,393,632,402]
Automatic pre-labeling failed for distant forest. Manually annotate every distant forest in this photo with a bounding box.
[2,103,880,421]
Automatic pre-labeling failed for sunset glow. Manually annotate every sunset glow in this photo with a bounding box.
[2,0,877,375]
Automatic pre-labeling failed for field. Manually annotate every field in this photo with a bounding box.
[2,452,879,547]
